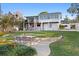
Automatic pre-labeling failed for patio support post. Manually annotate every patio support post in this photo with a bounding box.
[41,23,43,30]
[27,20,29,30]
[33,18,36,31]
[34,22,37,31]
[23,19,25,31]
[28,20,30,30]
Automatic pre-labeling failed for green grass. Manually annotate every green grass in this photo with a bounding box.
[0,31,60,41]
[49,31,79,56]
[26,31,60,37]
[8,31,60,37]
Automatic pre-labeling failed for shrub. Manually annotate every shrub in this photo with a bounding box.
[8,44,37,56]
[59,25,65,29]
[0,44,13,56]
[0,44,37,56]
[0,40,14,45]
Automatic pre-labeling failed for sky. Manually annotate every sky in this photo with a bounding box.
[1,3,74,19]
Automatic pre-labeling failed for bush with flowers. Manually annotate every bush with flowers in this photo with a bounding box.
[0,32,6,36]
[0,40,14,45]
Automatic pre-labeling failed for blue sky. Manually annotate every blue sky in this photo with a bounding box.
[1,3,73,19]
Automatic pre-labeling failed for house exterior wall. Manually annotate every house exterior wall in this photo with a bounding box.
[75,23,79,30]
[40,22,59,31]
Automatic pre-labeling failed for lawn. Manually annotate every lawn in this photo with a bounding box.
[49,31,79,56]
[7,31,60,37]
[13,31,59,37]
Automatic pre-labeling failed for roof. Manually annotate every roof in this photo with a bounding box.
[25,12,62,18]
[39,12,62,16]
[26,16,38,18]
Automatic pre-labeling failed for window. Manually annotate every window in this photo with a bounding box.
[48,15,49,19]
[64,25,67,27]
[37,23,41,27]
[71,25,75,29]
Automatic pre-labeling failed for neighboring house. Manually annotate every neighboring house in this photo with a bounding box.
[60,20,79,30]
[25,12,62,31]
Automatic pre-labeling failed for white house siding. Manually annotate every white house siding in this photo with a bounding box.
[43,23,49,30]
[37,19,60,31]
[40,22,59,31]
[51,23,59,30]
[36,26,41,31]
[75,23,79,30]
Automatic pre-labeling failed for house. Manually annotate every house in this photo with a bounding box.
[60,20,79,30]
[25,12,62,31]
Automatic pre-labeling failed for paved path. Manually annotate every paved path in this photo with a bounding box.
[14,35,62,56]
[32,44,50,56]
[31,36,62,56]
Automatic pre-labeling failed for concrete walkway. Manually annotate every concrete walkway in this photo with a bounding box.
[14,35,62,56]
[31,36,62,56]
[32,44,50,56]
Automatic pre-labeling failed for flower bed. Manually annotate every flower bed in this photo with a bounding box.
[0,40,14,45]
[0,32,6,36]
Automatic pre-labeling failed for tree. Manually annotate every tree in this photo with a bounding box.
[0,15,12,32]
[64,15,70,21]
[62,16,71,24]
[67,3,79,16]
[76,15,79,21]
[0,12,23,32]
[14,11,24,31]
